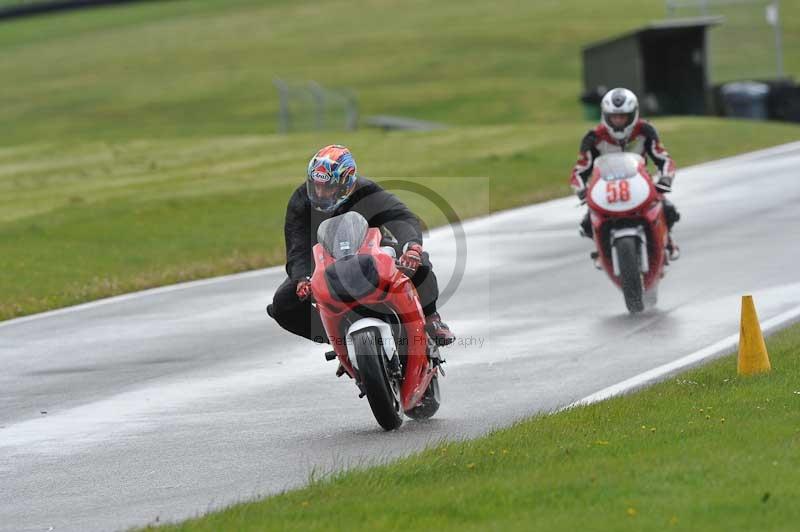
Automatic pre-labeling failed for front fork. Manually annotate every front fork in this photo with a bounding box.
[610,226,649,277]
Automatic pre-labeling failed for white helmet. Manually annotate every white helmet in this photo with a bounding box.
[601,88,639,142]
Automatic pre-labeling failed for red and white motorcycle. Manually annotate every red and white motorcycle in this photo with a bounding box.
[585,153,671,313]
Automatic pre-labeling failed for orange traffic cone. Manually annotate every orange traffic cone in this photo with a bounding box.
[737,295,771,376]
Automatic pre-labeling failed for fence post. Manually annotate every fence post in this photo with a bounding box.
[771,1,785,78]
[308,81,326,131]
[273,78,291,134]
[343,89,359,131]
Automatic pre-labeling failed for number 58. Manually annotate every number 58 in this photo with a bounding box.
[606,180,630,203]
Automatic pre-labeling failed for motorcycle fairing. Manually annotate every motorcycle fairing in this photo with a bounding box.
[588,154,669,293]
[311,228,434,412]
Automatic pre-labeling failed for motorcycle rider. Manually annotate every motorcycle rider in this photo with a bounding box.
[267,144,456,346]
[570,88,681,261]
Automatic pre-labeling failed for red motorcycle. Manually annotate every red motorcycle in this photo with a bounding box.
[585,153,671,313]
[309,212,444,430]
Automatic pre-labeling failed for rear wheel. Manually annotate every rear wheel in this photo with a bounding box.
[406,375,440,420]
[615,236,644,313]
[353,328,403,431]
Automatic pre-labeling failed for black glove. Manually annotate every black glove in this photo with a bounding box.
[576,188,587,201]
[656,175,673,193]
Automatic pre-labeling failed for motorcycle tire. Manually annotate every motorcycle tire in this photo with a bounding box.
[615,236,645,314]
[405,375,440,420]
[353,328,403,431]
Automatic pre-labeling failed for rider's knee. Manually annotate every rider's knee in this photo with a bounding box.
[267,301,287,326]
[665,204,680,227]
[268,296,297,327]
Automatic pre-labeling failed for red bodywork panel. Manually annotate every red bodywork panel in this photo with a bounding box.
[310,228,433,412]
[587,163,669,292]
[586,159,657,217]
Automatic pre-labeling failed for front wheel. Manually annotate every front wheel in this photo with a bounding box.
[615,236,644,313]
[353,328,403,431]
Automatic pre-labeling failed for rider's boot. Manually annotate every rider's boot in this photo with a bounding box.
[579,213,593,239]
[590,251,602,270]
[335,363,346,378]
[425,312,455,347]
[666,234,681,261]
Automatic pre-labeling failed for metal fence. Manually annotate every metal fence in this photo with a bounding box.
[273,79,359,134]
[665,0,784,82]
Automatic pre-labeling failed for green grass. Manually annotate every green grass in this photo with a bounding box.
[1,0,798,143]
[3,119,800,320]
[141,322,800,532]
[0,0,661,142]
[1,0,799,320]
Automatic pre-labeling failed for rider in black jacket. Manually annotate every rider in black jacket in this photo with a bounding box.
[267,144,456,346]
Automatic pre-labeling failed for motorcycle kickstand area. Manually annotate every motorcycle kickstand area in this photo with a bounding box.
[427,336,446,377]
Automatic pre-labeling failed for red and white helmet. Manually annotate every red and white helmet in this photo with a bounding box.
[601,88,639,142]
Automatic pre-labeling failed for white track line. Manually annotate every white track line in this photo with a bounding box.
[565,304,800,409]
[0,268,274,330]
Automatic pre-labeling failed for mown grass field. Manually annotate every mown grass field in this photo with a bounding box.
[1,0,799,319]
[142,322,800,532]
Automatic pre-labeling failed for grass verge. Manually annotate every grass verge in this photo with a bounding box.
[142,322,800,532]
[3,119,800,320]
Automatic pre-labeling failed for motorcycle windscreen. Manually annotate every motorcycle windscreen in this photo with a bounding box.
[317,211,369,260]
[590,153,651,212]
[324,255,381,303]
[593,153,644,181]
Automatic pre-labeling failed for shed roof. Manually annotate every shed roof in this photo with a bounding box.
[583,16,723,52]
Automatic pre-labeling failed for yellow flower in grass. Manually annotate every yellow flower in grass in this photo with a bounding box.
[627,507,637,517]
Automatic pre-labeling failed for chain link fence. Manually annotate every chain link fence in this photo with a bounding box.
[273,80,359,134]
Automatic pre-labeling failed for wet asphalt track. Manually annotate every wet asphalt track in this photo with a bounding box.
[2,143,800,531]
